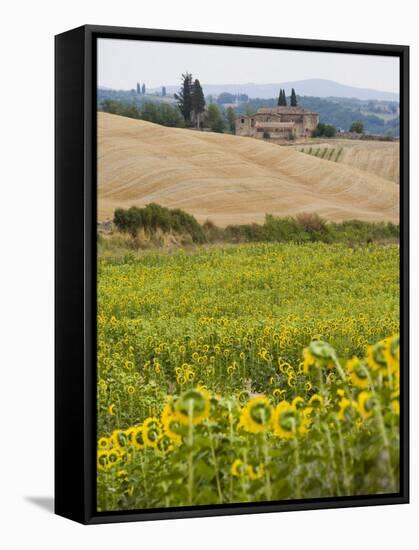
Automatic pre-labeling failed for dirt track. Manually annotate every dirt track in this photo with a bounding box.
[98,112,399,226]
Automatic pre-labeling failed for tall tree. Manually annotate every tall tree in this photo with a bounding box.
[174,72,193,124]
[278,89,288,106]
[141,83,146,95]
[162,86,166,97]
[290,88,297,106]
[225,107,236,133]
[191,79,206,128]
[206,104,225,133]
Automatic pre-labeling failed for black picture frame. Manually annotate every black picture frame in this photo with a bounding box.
[55,24,409,525]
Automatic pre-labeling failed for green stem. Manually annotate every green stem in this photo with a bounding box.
[291,419,302,499]
[376,403,397,492]
[208,422,223,503]
[187,399,195,505]
[336,421,351,495]
[324,423,341,496]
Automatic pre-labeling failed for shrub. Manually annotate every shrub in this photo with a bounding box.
[113,204,206,243]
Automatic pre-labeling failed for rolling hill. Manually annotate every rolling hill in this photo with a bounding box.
[97,112,399,226]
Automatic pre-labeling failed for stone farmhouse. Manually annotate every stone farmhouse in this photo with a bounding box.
[235,106,319,139]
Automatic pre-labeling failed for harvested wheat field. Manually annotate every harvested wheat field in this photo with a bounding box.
[97,112,399,226]
[297,139,399,184]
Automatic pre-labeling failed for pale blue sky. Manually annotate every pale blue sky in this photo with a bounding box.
[98,38,399,94]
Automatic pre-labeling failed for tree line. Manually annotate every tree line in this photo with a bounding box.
[111,204,399,248]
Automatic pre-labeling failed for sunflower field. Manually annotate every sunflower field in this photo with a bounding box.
[97,242,400,511]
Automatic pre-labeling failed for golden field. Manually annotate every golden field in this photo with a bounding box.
[97,113,399,226]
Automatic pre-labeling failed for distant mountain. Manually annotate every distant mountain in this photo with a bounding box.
[150,79,398,102]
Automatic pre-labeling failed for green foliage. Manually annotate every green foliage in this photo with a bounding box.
[312,123,337,138]
[113,204,206,243]
[99,99,185,128]
[174,72,194,124]
[350,120,365,134]
[206,104,225,133]
[191,79,206,128]
[277,88,287,106]
[290,88,297,106]
[112,204,399,250]
[225,107,236,133]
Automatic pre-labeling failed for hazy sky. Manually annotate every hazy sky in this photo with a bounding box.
[98,38,399,93]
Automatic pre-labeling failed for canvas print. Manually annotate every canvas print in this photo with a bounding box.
[96,38,400,512]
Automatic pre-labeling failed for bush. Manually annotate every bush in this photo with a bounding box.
[113,204,206,243]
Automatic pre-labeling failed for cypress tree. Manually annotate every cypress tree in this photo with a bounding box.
[174,72,193,124]
[278,89,288,106]
[141,83,146,95]
[291,88,297,106]
[191,79,206,128]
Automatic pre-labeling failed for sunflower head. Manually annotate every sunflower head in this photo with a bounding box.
[161,401,183,445]
[337,397,358,422]
[97,450,109,471]
[272,401,307,439]
[175,386,211,425]
[131,425,146,449]
[239,396,273,433]
[347,357,370,389]
[292,396,305,410]
[246,463,265,481]
[308,394,324,409]
[385,334,400,373]
[143,417,163,448]
[107,448,124,467]
[358,391,378,419]
[97,436,110,450]
[110,429,130,450]
[367,340,388,372]
[231,458,246,477]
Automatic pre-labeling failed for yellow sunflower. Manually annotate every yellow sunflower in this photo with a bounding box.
[97,450,109,471]
[303,340,336,374]
[347,357,370,389]
[246,463,265,481]
[97,436,110,450]
[161,401,182,445]
[131,425,146,449]
[337,397,358,421]
[110,429,130,450]
[308,394,324,409]
[143,417,163,448]
[292,396,305,409]
[107,448,124,467]
[175,386,211,426]
[231,458,246,477]
[239,396,273,433]
[272,401,309,439]
[367,340,388,372]
[358,391,378,419]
